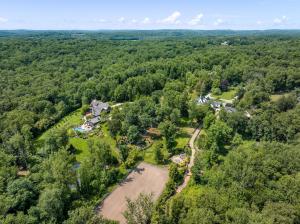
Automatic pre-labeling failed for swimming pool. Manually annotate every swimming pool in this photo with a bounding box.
[74,127,86,132]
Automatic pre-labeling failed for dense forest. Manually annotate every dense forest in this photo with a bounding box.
[0,30,299,224]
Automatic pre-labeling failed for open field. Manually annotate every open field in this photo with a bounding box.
[270,92,292,102]
[99,162,169,223]
[211,87,238,100]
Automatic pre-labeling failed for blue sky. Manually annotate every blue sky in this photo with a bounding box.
[0,0,299,30]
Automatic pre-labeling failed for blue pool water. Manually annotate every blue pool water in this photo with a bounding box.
[74,127,86,132]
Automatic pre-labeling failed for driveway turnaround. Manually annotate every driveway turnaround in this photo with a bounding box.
[99,162,169,223]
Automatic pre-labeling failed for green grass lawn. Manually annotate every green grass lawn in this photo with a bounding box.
[70,137,90,162]
[70,123,119,163]
[37,108,82,142]
[143,127,192,165]
[176,127,192,149]
[212,87,238,100]
[143,140,169,165]
[176,137,189,149]
[35,106,119,163]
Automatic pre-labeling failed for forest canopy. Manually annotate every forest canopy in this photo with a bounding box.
[0,30,299,223]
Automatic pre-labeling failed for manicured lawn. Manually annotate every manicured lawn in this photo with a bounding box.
[37,108,82,142]
[35,106,118,163]
[176,136,190,149]
[36,105,192,165]
[212,87,238,100]
[176,127,192,149]
[101,124,117,149]
[70,124,119,163]
[70,137,90,162]
[143,140,169,165]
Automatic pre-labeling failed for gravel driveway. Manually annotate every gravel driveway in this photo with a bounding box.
[99,162,169,223]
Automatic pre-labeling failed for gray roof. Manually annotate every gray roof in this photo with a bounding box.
[89,116,101,124]
[224,106,237,113]
[197,96,207,104]
[211,101,222,108]
[90,100,109,116]
[197,95,211,105]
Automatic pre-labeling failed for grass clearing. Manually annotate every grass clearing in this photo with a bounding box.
[143,140,169,165]
[70,138,90,162]
[70,124,119,163]
[176,127,192,149]
[143,127,192,165]
[270,92,292,102]
[176,136,189,149]
[212,87,238,100]
[37,108,82,142]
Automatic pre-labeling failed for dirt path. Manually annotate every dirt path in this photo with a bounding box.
[176,127,200,193]
[98,162,169,224]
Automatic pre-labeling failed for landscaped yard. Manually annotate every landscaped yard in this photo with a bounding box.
[37,107,82,142]
[35,106,119,163]
[212,87,238,100]
[70,124,119,163]
[143,127,192,165]
[143,140,168,165]
[35,102,193,165]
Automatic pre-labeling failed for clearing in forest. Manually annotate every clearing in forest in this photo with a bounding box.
[98,162,169,224]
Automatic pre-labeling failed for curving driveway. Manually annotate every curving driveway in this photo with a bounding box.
[176,127,200,193]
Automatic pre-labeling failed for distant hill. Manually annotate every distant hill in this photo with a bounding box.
[1,29,300,40]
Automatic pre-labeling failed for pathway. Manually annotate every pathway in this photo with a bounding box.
[176,127,201,193]
[111,103,124,108]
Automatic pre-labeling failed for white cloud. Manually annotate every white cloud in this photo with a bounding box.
[131,19,137,24]
[257,20,262,25]
[273,15,287,24]
[118,17,125,23]
[161,11,181,24]
[188,13,204,26]
[96,19,106,23]
[214,18,224,26]
[142,17,150,24]
[0,17,8,23]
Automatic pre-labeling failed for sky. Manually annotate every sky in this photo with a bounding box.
[0,0,299,30]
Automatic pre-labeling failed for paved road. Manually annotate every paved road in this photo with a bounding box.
[176,127,201,193]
